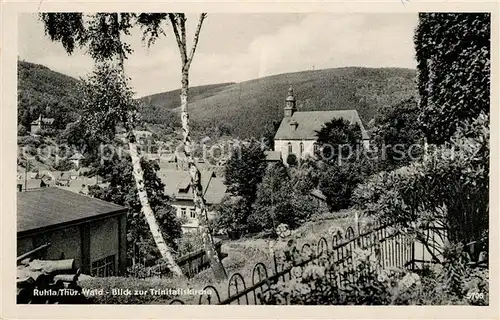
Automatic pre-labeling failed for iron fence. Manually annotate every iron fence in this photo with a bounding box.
[169,221,417,305]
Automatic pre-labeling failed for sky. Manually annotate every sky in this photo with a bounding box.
[18,13,419,98]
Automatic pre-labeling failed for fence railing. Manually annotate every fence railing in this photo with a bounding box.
[167,222,487,305]
[169,221,416,305]
[131,240,226,279]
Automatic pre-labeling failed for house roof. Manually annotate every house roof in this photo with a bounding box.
[274,110,369,141]
[159,169,227,205]
[69,152,85,160]
[264,150,282,162]
[30,117,54,125]
[310,188,327,201]
[17,187,126,235]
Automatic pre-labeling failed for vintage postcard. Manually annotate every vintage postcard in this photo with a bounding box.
[1,0,498,319]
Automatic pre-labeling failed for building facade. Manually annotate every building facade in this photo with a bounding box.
[17,187,127,276]
[30,114,55,135]
[273,88,370,165]
[159,170,227,233]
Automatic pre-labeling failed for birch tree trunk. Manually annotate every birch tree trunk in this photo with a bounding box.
[115,14,184,277]
[171,13,227,280]
[126,137,184,276]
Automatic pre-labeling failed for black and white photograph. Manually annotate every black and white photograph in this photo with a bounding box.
[8,7,493,309]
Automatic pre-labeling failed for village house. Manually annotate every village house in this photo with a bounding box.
[68,152,85,169]
[30,114,55,135]
[17,187,127,276]
[159,169,227,233]
[16,178,46,192]
[273,88,370,165]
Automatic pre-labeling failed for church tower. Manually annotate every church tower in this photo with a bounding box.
[284,87,297,117]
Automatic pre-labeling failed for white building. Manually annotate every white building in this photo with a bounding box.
[273,88,370,165]
[159,169,227,233]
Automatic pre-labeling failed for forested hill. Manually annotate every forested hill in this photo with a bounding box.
[140,67,417,139]
[18,60,417,141]
[17,60,81,132]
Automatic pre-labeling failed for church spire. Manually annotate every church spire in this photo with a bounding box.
[284,86,297,117]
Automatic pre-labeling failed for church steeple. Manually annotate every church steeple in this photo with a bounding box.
[284,86,297,117]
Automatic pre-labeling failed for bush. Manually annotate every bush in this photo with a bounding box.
[18,124,28,136]
[249,163,319,233]
[259,244,488,305]
[286,153,298,167]
[352,113,489,245]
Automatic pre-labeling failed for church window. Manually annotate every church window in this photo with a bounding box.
[287,142,292,154]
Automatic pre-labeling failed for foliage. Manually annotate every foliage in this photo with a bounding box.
[224,139,266,208]
[352,112,489,246]
[17,61,81,132]
[18,124,27,136]
[286,153,298,167]
[259,243,488,305]
[414,13,490,144]
[212,195,250,233]
[317,152,380,212]
[174,232,204,257]
[89,156,182,264]
[315,117,362,163]
[249,162,319,233]
[371,97,425,170]
[289,159,321,196]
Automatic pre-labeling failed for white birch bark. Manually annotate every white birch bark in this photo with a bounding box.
[170,13,227,280]
[115,13,184,277]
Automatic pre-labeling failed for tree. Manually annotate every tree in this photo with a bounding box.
[40,13,184,277]
[286,153,298,167]
[414,13,490,144]
[315,117,362,164]
[250,162,317,232]
[167,13,227,280]
[89,155,182,265]
[224,139,266,206]
[372,97,425,170]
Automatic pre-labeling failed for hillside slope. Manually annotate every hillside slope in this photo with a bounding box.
[137,82,236,110]
[17,60,81,131]
[142,67,417,139]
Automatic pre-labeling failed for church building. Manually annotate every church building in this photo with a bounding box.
[273,88,370,165]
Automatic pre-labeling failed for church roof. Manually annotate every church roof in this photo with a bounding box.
[274,110,369,141]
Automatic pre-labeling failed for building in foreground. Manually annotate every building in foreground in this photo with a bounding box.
[159,170,227,233]
[17,187,127,277]
[273,87,370,165]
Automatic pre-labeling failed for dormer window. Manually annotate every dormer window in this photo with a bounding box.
[290,120,298,130]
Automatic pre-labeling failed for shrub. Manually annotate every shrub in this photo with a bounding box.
[259,244,488,305]
[286,153,298,167]
[352,113,489,246]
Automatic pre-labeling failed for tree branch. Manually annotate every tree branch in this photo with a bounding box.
[168,13,187,63]
[186,13,207,70]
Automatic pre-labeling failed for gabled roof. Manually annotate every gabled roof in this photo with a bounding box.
[69,152,85,160]
[274,110,369,141]
[159,169,227,205]
[17,187,126,235]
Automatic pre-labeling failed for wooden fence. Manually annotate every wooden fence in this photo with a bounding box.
[132,240,226,279]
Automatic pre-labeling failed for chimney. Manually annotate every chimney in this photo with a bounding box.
[284,87,297,117]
